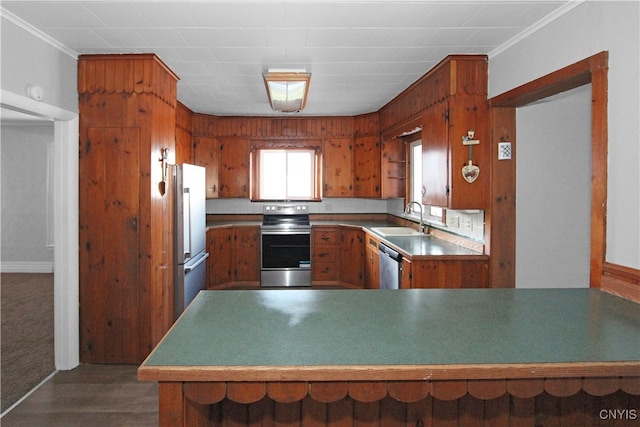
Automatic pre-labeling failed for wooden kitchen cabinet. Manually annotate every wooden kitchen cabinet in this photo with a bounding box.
[323,138,353,197]
[193,137,250,199]
[410,258,489,288]
[353,135,381,198]
[420,56,488,209]
[206,225,260,288]
[401,258,412,289]
[364,233,380,288]
[219,138,250,198]
[312,226,339,284]
[193,136,219,199]
[339,227,364,287]
[206,227,232,288]
[381,138,407,199]
[232,226,260,283]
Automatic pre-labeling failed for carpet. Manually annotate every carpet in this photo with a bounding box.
[1,273,55,413]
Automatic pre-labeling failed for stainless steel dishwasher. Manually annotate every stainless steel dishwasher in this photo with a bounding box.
[378,243,402,289]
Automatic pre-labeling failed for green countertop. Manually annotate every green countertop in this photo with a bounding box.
[207,219,484,257]
[142,289,639,370]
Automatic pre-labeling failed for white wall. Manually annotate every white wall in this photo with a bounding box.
[515,86,592,288]
[1,122,55,271]
[1,14,77,113]
[489,1,640,270]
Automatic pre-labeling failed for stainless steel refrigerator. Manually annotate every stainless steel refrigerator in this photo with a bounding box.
[174,163,208,319]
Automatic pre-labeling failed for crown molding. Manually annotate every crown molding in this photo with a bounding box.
[0,7,78,59]
[489,0,585,59]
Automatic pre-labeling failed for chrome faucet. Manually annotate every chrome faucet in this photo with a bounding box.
[404,201,426,233]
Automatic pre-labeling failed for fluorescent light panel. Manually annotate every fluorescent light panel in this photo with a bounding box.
[263,72,311,112]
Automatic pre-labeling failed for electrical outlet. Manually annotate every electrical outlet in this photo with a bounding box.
[448,216,460,227]
[498,142,512,160]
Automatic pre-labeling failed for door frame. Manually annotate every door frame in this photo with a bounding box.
[1,89,79,370]
[487,51,608,288]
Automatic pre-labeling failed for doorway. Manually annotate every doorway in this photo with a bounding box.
[489,51,608,288]
[0,90,79,370]
[515,85,592,288]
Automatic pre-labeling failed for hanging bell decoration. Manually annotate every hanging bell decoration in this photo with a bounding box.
[462,130,480,183]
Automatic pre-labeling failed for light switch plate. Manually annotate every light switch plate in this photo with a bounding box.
[498,142,512,160]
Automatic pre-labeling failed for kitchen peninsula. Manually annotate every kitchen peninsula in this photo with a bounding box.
[138,288,640,426]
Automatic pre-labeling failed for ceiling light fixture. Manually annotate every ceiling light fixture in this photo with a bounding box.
[263,72,311,113]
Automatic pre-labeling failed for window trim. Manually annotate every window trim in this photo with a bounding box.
[250,144,322,201]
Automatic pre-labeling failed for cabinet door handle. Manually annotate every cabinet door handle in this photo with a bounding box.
[421,186,426,195]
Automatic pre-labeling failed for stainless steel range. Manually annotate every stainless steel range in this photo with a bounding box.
[261,203,312,287]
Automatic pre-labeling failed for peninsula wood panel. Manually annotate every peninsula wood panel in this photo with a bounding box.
[78,54,178,363]
[160,382,640,427]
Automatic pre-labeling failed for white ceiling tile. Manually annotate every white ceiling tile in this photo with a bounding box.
[1,0,577,116]
[93,29,148,49]
[133,3,196,27]
[84,3,150,28]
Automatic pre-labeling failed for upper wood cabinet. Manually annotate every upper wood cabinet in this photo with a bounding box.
[421,101,449,207]
[420,56,488,209]
[193,137,249,199]
[323,138,354,197]
[193,136,219,199]
[353,135,381,198]
[219,138,250,198]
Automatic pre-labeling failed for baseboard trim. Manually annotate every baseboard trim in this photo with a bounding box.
[601,262,640,302]
[0,262,54,273]
[0,370,58,418]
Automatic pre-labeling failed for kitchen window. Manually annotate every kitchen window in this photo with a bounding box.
[409,140,445,224]
[250,147,321,201]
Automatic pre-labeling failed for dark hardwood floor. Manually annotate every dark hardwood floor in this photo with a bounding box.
[1,364,158,427]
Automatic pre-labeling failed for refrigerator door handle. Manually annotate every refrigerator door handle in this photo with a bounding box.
[184,252,209,272]
[183,187,191,260]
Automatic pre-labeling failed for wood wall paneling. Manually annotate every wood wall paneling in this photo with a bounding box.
[79,54,178,363]
[175,101,194,164]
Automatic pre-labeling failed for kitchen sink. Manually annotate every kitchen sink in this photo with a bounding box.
[370,227,423,237]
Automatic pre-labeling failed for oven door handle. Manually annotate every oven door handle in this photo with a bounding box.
[261,229,311,235]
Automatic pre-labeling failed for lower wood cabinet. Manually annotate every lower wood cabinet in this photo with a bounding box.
[206,225,260,288]
[312,226,339,285]
[364,234,380,288]
[339,227,364,287]
[312,225,365,288]
[409,258,489,288]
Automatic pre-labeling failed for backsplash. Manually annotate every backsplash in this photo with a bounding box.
[207,198,485,243]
